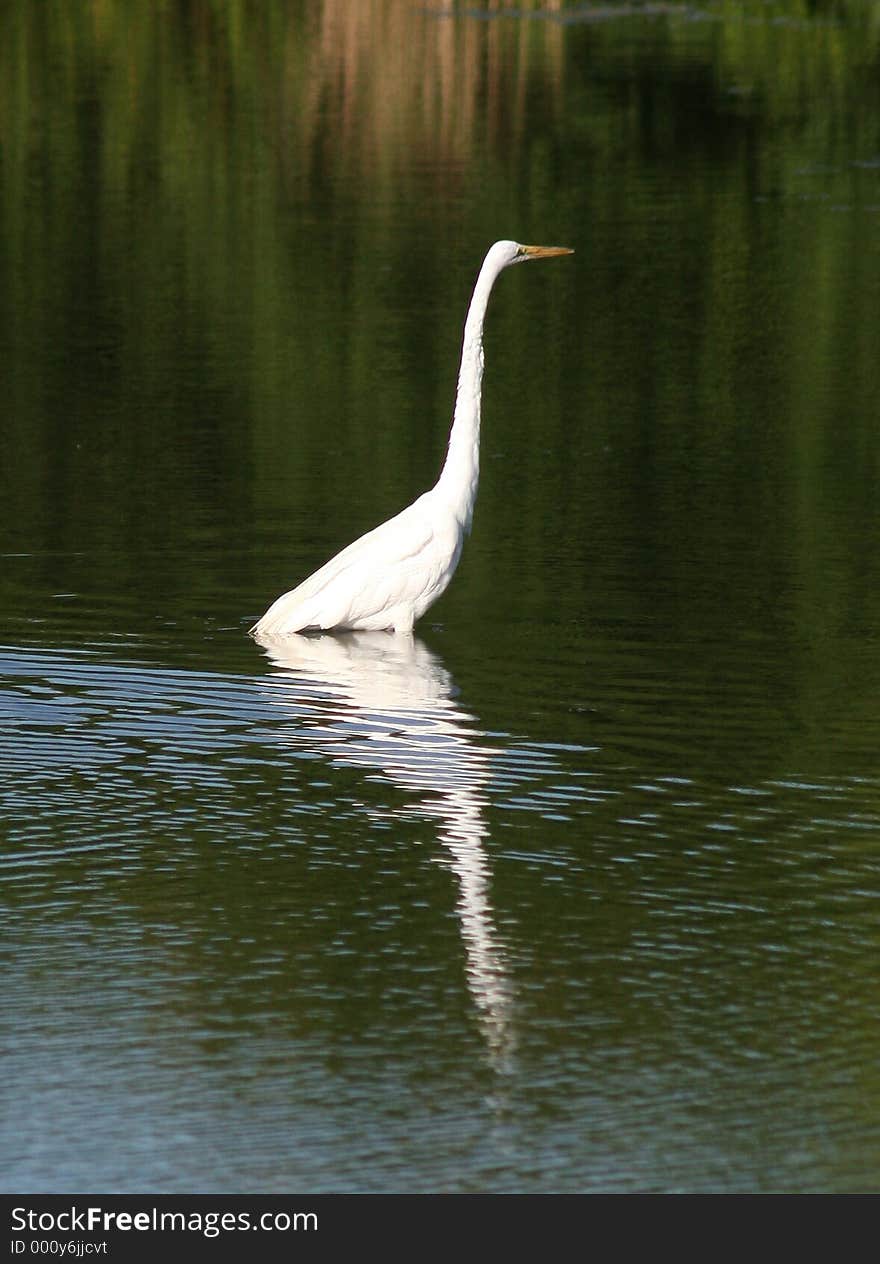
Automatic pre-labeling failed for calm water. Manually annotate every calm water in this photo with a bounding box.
[2,0,880,1193]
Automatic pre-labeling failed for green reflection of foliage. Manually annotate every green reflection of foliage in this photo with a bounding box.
[1,0,879,676]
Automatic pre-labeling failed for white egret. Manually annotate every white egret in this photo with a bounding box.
[250,239,573,638]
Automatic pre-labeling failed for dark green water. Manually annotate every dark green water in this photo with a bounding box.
[2,0,879,1192]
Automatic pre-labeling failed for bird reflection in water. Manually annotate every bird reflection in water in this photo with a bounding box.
[253,630,516,1072]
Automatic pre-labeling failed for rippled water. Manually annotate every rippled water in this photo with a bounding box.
[3,603,879,1191]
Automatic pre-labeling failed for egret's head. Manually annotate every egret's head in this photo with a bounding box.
[485,240,574,273]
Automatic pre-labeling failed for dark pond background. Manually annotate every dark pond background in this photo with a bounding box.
[2,0,879,1192]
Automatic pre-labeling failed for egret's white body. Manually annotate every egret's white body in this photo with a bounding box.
[250,239,572,638]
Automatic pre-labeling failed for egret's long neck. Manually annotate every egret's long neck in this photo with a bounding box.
[435,255,505,532]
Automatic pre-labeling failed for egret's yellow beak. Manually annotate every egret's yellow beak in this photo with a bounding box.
[520,245,574,258]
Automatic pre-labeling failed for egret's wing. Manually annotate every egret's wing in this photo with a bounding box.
[252,497,439,634]
[300,504,437,629]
